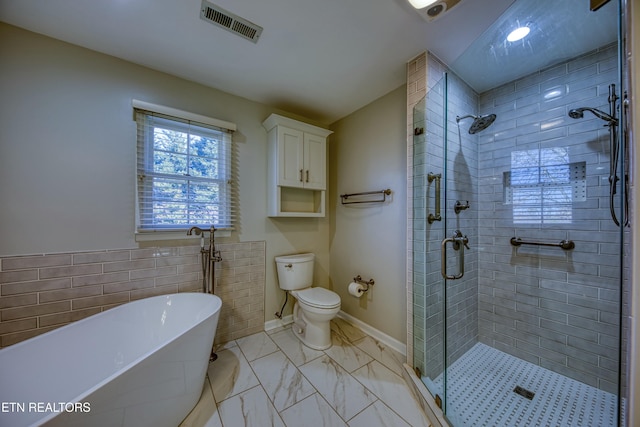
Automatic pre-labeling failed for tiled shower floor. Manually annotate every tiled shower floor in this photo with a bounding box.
[428,343,618,427]
[179,318,429,427]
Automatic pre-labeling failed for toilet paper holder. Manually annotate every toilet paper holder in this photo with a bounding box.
[353,275,375,292]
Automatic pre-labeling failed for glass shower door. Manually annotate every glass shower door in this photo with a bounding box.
[412,71,486,425]
[412,73,448,411]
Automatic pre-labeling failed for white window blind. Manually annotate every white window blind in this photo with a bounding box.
[134,102,236,231]
[503,148,586,225]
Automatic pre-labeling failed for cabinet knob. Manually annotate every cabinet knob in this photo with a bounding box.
[299,169,304,182]
[306,170,309,182]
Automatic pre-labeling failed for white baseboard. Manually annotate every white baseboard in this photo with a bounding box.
[264,314,293,332]
[337,311,407,356]
[264,311,407,357]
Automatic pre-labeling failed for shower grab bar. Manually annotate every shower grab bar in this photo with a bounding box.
[441,230,469,280]
[510,237,575,250]
[340,189,391,204]
[428,172,441,223]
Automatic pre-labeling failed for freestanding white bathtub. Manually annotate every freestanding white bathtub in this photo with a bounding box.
[0,292,221,427]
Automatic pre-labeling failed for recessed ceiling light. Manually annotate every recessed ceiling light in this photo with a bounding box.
[408,0,438,9]
[507,26,530,42]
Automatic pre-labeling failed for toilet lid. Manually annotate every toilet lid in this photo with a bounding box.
[296,288,340,309]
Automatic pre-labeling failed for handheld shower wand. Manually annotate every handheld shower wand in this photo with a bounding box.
[568,83,625,226]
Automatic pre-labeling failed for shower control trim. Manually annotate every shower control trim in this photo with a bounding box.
[454,200,470,214]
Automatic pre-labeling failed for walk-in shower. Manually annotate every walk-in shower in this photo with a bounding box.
[410,0,629,426]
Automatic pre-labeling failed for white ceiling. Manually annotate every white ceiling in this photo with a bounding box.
[0,0,616,124]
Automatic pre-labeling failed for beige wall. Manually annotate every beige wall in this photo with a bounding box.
[328,86,407,343]
[0,23,329,327]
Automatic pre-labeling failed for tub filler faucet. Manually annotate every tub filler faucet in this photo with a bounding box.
[187,226,205,236]
[187,225,222,363]
[187,226,222,263]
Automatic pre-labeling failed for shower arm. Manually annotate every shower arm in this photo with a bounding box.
[455,114,476,123]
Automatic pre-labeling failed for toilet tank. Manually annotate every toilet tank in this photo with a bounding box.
[275,253,314,290]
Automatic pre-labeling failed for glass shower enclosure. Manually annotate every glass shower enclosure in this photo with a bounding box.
[411,0,628,425]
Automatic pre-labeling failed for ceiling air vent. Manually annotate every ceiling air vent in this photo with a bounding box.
[200,1,263,43]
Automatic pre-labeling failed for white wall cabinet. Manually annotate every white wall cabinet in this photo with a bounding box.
[263,114,332,217]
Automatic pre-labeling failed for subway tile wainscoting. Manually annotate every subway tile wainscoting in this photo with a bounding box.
[0,241,265,347]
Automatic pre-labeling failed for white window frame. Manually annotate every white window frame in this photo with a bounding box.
[132,100,236,240]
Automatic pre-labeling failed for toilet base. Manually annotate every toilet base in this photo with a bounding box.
[291,302,338,350]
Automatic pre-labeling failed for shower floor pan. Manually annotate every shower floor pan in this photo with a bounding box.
[427,343,617,426]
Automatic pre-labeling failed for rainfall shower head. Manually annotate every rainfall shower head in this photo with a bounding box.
[456,114,497,134]
[568,107,617,125]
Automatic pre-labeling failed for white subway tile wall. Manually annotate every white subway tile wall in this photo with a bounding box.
[410,53,480,382]
[0,241,265,347]
[406,52,428,369]
[408,43,620,394]
[477,43,620,393]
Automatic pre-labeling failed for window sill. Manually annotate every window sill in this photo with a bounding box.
[135,229,231,243]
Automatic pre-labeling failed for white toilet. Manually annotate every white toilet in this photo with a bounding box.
[275,253,341,350]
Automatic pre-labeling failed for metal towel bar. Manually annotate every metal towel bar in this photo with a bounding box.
[340,189,391,204]
[510,237,575,250]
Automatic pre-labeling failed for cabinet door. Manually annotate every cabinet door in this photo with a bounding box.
[277,126,305,187]
[303,133,326,190]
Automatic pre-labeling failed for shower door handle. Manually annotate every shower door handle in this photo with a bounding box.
[441,231,467,280]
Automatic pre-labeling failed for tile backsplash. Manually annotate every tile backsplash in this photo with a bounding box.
[0,241,265,347]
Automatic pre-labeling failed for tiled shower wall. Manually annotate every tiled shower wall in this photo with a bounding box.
[406,52,427,369]
[476,43,620,393]
[411,54,480,381]
[0,241,265,348]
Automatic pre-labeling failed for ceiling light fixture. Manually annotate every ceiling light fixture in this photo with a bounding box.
[507,26,530,42]
[408,0,438,9]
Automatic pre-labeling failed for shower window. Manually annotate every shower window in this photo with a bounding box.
[503,148,586,224]
[134,105,235,231]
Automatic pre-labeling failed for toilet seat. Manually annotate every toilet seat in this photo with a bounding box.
[294,287,340,309]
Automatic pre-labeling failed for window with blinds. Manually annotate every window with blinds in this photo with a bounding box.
[134,102,236,231]
[503,147,586,225]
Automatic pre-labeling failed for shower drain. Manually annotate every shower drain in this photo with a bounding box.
[513,385,535,400]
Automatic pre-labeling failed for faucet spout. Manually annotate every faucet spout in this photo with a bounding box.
[187,226,205,236]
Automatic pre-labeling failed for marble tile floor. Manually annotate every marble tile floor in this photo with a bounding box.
[179,318,431,427]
